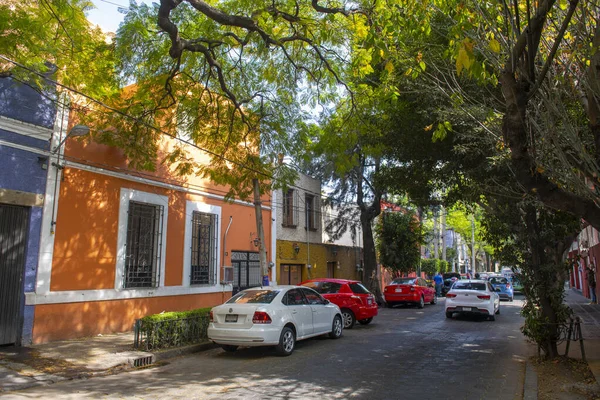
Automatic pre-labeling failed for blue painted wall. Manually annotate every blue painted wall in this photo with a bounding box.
[0,78,56,129]
[0,78,56,345]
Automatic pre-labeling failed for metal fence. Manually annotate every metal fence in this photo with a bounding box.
[133,315,210,351]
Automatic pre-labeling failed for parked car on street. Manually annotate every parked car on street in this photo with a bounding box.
[384,277,437,308]
[488,275,514,301]
[300,278,378,329]
[511,275,524,294]
[208,286,343,356]
[442,272,461,296]
[445,280,500,321]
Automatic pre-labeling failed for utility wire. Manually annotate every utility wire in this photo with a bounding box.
[1,55,374,210]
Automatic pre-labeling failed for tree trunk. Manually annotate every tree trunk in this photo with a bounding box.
[356,156,384,304]
[361,211,384,304]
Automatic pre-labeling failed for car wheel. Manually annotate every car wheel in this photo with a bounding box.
[276,327,295,356]
[445,311,453,319]
[358,317,373,325]
[221,345,238,352]
[417,296,425,309]
[430,295,437,305]
[329,315,343,339]
[509,297,514,302]
[496,307,500,315]
[488,315,496,321]
[341,309,356,329]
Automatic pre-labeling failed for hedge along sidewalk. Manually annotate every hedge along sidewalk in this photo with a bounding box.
[134,307,213,351]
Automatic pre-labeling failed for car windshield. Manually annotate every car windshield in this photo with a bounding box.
[302,281,342,294]
[453,282,487,291]
[349,282,370,294]
[226,290,280,304]
[489,277,508,285]
[392,278,416,285]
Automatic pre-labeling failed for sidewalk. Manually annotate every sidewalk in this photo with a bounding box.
[564,288,600,384]
[0,332,215,393]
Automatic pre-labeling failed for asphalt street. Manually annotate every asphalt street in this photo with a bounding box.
[1,296,533,400]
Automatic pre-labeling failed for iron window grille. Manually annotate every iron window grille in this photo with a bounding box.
[190,211,218,285]
[231,251,262,291]
[305,194,320,231]
[282,189,299,227]
[124,201,164,288]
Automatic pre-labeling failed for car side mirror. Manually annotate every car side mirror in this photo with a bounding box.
[324,299,330,304]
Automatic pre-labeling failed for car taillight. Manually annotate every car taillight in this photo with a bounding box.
[477,295,491,300]
[351,295,363,304]
[446,293,457,298]
[252,311,272,324]
[209,311,214,322]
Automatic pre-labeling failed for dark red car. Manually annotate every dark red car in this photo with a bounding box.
[300,278,378,329]
[384,277,437,308]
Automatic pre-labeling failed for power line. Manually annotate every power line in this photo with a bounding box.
[1,55,373,210]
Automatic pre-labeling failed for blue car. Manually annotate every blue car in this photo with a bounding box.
[488,275,514,301]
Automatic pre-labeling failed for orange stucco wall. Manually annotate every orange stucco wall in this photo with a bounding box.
[32,292,229,344]
[51,166,272,290]
[36,129,273,342]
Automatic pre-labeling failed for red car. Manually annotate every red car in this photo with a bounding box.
[300,278,378,329]
[384,277,437,308]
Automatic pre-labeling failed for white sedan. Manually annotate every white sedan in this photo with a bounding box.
[208,285,343,356]
[445,280,500,321]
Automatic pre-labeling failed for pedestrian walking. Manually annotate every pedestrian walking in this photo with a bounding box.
[433,272,443,297]
[587,265,597,304]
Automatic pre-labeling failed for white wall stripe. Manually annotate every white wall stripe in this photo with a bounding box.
[0,115,53,140]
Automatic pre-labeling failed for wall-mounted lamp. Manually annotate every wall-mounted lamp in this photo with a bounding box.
[332,246,338,257]
[253,237,260,247]
[37,156,48,170]
[293,243,300,254]
[52,124,90,154]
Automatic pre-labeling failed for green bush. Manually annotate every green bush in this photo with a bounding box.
[136,307,212,350]
[421,258,438,276]
[438,260,449,274]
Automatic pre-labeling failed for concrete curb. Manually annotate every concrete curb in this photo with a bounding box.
[152,341,219,363]
[523,361,538,400]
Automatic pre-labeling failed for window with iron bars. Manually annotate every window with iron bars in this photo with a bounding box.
[305,194,320,231]
[282,189,298,227]
[124,201,164,288]
[190,211,217,285]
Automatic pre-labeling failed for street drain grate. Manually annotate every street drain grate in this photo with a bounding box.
[133,356,153,367]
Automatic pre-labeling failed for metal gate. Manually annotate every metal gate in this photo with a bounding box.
[0,204,29,345]
[231,251,261,294]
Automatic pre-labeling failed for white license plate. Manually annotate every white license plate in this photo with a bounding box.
[395,289,402,293]
[225,314,238,322]
[461,307,472,312]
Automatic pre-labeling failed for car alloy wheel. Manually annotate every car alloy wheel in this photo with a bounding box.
[329,315,343,339]
[417,296,425,309]
[430,295,437,305]
[341,309,356,329]
[276,327,295,356]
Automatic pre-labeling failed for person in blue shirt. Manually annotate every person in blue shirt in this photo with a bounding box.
[433,272,443,297]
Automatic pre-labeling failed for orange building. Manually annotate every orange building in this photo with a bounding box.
[24,118,274,344]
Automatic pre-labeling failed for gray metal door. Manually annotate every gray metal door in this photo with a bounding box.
[0,204,29,345]
[231,251,261,294]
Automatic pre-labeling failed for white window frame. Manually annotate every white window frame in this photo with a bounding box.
[183,200,221,287]
[115,188,169,290]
